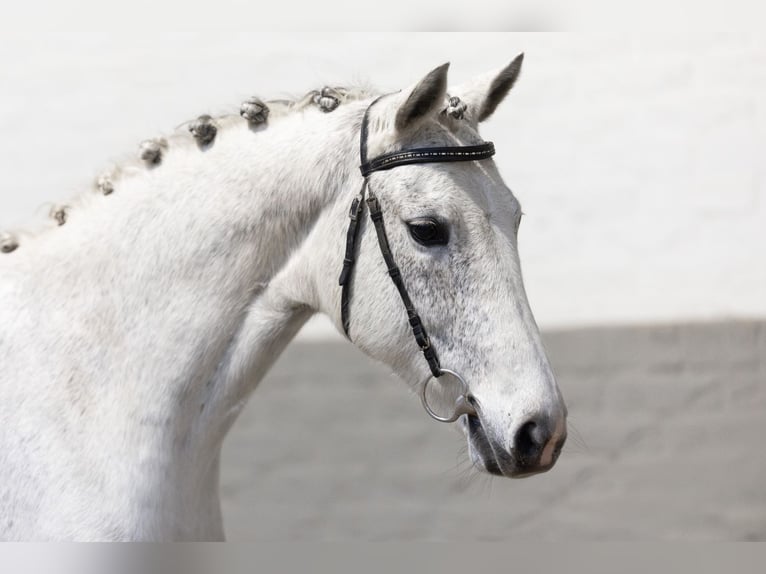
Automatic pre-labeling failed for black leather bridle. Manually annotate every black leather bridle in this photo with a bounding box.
[338,96,495,423]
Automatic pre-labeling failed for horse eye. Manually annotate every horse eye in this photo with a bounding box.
[407,218,449,247]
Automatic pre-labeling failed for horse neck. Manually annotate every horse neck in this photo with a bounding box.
[0,103,365,537]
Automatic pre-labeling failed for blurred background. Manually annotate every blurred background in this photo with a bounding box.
[1,23,764,540]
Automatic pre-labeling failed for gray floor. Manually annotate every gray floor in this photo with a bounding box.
[220,320,766,540]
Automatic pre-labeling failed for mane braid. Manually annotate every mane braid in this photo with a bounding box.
[0,84,376,253]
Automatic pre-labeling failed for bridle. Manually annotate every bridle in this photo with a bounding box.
[338,95,496,423]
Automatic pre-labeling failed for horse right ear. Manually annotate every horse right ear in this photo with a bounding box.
[394,63,450,133]
[449,53,524,125]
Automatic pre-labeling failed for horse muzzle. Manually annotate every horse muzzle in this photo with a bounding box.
[462,408,567,478]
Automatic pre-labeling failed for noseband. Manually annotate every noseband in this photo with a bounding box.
[338,96,496,423]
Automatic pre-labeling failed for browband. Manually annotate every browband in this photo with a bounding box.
[360,142,495,177]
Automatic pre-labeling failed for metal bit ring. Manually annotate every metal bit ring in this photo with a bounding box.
[420,368,476,423]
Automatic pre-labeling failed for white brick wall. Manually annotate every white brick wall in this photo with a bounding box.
[0,29,762,337]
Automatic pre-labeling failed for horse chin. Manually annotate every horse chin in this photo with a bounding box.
[460,414,509,477]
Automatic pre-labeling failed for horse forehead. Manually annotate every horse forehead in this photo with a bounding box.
[404,163,518,219]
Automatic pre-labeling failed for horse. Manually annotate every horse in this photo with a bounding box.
[0,55,567,540]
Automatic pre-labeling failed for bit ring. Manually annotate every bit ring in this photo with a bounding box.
[420,368,476,423]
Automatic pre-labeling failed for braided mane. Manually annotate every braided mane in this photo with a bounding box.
[0,85,376,254]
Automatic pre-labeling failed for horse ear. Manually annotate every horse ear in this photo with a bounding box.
[450,53,524,124]
[394,63,450,133]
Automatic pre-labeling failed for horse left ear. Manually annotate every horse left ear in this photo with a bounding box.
[450,53,524,123]
[394,62,450,133]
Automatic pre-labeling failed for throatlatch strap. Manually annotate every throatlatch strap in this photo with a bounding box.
[339,181,367,336]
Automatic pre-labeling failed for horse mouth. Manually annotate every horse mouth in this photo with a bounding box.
[461,414,558,479]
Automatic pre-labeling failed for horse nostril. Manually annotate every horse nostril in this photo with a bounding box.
[513,419,547,464]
